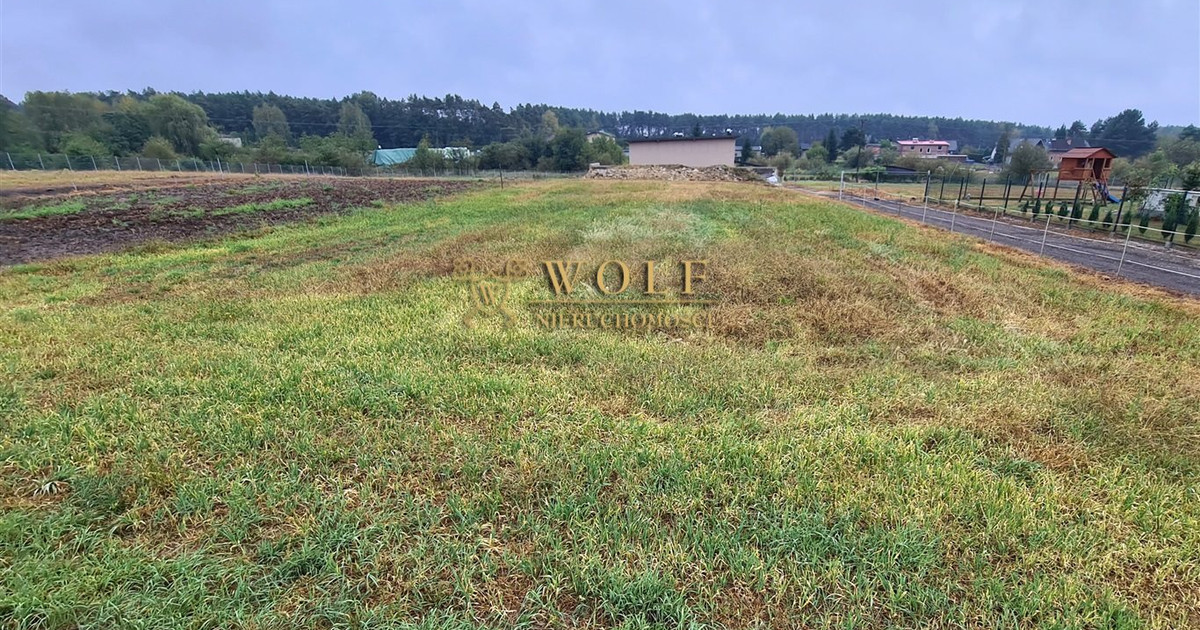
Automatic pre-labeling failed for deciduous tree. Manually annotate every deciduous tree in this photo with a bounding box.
[253,104,291,142]
[144,94,210,155]
[1002,141,1051,180]
[760,126,799,157]
[337,102,375,152]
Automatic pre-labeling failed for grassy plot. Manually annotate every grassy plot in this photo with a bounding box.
[0,201,87,221]
[1,180,1198,628]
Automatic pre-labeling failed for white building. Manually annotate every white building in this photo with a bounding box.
[626,137,736,167]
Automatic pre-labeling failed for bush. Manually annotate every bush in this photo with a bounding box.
[141,136,177,160]
[768,154,794,173]
[1185,210,1199,243]
[1118,207,1134,230]
[60,132,108,157]
[1161,193,1184,243]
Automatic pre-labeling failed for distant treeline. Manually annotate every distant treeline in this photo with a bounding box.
[5,88,1049,150]
[187,91,1053,149]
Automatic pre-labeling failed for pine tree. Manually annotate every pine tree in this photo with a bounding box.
[824,129,838,164]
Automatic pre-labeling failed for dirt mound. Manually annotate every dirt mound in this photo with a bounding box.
[585,164,763,182]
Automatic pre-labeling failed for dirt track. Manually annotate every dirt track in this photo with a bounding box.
[0,177,475,265]
[799,187,1200,297]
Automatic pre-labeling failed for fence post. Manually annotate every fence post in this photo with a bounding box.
[114,156,121,171]
[90,155,98,170]
[1113,186,1128,232]
[922,171,930,212]
[938,177,945,203]
[1068,182,1083,228]
[65,155,73,171]
[1003,177,1011,212]
[839,171,844,200]
[216,157,222,173]
[5,152,13,170]
[37,153,45,170]
[979,178,987,207]
[158,158,164,171]
[135,156,142,170]
[1116,221,1134,277]
[304,160,310,176]
[1040,212,1052,254]
[949,205,957,233]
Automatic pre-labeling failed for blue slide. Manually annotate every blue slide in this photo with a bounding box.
[1096,182,1120,204]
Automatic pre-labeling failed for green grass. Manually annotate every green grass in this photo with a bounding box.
[1,180,1197,628]
[0,200,86,221]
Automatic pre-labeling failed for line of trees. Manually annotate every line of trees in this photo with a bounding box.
[0,89,1180,177]
[1,88,1055,159]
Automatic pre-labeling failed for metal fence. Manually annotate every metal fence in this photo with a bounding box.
[0,151,593,182]
[838,171,1199,250]
[831,177,1200,295]
[3,151,352,177]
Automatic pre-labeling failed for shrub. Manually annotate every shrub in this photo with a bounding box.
[61,132,108,157]
[142,136,177,160]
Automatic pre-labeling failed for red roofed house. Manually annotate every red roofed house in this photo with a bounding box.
[897,139,951,158]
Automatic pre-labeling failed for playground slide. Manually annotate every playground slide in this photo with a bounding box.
[1095,182,1120,204]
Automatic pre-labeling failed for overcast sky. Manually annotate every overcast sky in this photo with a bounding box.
[2,0,1198,127]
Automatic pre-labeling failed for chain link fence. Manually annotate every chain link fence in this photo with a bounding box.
[3,151,352,176]
[1,151,595,183]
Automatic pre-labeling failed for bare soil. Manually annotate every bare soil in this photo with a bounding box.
[0,177,476,265]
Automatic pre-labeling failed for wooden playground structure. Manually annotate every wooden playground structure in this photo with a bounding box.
[1015,147,1118,206]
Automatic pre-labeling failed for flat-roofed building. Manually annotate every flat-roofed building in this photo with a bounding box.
[897,139,951,158]
[627,136,736,167]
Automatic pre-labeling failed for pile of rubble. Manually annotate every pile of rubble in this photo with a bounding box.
[585,164,763,182]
